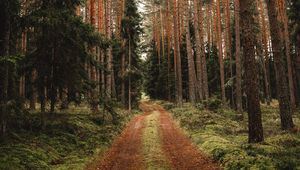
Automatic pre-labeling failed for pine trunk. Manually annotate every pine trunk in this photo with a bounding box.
[172,0,183,106]
[279,0,296,110]
[240,0,264,143]
[258,0,271,105]
[106,0,113,98]
[216,0,226,103]
[235,0,242,114]
[185,0,197,104]
[267,0,294,130]
[193,0,203,100]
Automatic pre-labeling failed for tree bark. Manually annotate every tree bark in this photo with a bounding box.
[279,0,296,110]
[216,0,226,103]
[193,0,203,100]
[106,0,113,98]
[240,0,264,143]
[257,0,271,105]
[185,0,197,104]
[235,0,242,114]
[172,0,183,106]
[267,0,294,130]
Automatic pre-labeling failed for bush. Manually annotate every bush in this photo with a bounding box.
[200,98,222,111]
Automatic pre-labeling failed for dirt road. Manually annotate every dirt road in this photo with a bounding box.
[87,102,220,170]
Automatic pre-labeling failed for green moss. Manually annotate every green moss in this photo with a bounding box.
[142,111,170,170]
[0,104,133,170]
[169,101,300,170]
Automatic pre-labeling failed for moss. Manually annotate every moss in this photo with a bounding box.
[169,101,300,170]
[142,111,170,170]
[0,104,133,169]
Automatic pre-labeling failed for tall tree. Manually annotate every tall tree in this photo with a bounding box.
[90,0,99,112]
[278,0,296,110]
[193,0,203,100]
[257,0,271,105]
[240,0,264,143]
[172,0,183,106]
[185,0,197,104]
[267,0,294,130]
[216,0,226,103]
[121,0,142,111]
[235,0,242,114]
[106,0,114,98]
[0,0,13,138]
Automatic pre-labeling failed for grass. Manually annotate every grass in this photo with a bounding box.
[164,100,300,170]
[142,111,170,170]
[0,104,137,170]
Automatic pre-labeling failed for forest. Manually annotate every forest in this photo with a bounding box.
[0,0,300,169]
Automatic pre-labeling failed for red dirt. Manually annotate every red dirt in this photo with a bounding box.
[86,115,146,170]
[87,102,221,170]
[158,105,221,170]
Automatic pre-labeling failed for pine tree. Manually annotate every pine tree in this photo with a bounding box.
[267,0,294,130]
[240,0,264,143]
[121,0,143,111]
[234,0,242,114]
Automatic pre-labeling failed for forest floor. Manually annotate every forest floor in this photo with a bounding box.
[87,102,220,170]
[1,100,299,169]
[161,100,300,169]
[0,104,137,170]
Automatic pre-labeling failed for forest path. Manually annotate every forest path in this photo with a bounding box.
[86,101,221,170]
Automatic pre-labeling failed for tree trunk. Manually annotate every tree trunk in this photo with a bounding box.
[0,2,10,137]
[90,0,99,112]
[167,0,172,101]
[216,0,226,103]
[225,0,234,106]
[296,35,300,107]
[30,70,37,110]
[172,0,183,106]
[240,0,264,143]
[206,3,212,52]
[258,0,271,105]
[20,31,27,99]
[106,0,114,98]
[128,39,132,112]
[235,0,242,114]
[185,0,197,104]
[267,0,294,130]
[279,0,296,110]
[121,41,126,105]
[193,0,203,100]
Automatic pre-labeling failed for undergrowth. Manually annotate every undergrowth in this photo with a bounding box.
[0,104,137,170]
[166,100,300,170]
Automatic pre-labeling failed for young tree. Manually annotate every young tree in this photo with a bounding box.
[121,0,143,111]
